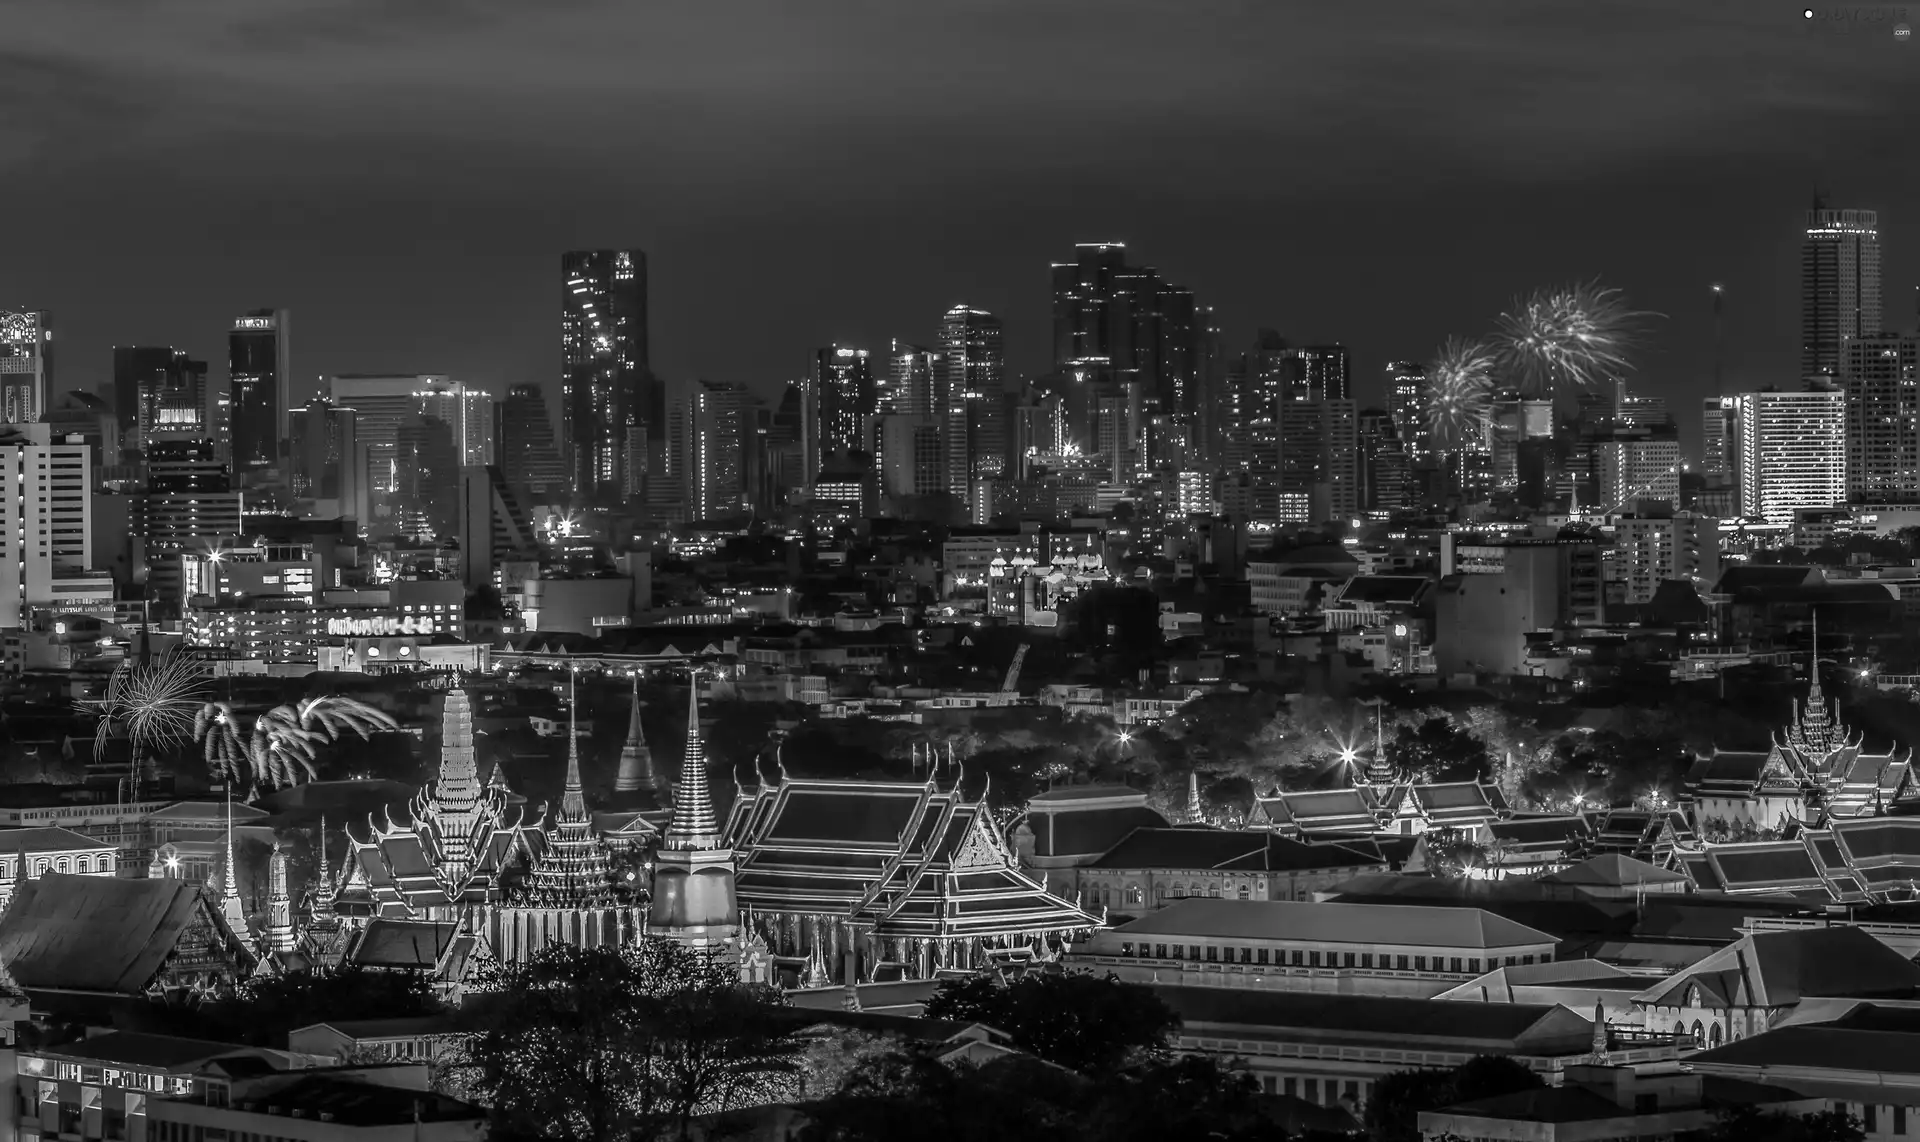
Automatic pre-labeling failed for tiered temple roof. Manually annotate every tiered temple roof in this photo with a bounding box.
[519,673,627,908]
[724,762,1098,944]
[341,690,538,918]
[1676,817,1920,903]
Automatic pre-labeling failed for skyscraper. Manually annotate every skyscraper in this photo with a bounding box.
[328,374,488,504]
[121,348,208,454]
[0,424,90,628]
[1386,362,1432,462]
[495,384,568,502]
[1842,334,1920,504]
[287,398,361,521]
[561,250,652,502]
[1734,389,1845,523]
[1050,243,1201,451]
[685,380,755,520]
[1803,204,1882,383]
[1292,345,1352,402]
[811,345,874,470]
[228,309,290,475]
[939,305,1007,481]
[884,341,938,416]
[0,311,51,425]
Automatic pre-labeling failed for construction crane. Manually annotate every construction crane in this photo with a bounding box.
[1002,644,1031,694]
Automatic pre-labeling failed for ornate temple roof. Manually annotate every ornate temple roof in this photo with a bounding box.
[518,670,629,909]
[343,690,541,917]
[725,762,1098,939]
[613,675,659,802]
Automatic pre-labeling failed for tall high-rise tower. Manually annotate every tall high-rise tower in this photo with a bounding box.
[495,384,569,502]
[1386,362,1432,462]
[1842,334,1920,505]
[1802,204,1882,384]
[811,345,874,470]
[939,306,1007,482]
[1734,389,1846,523]
[0,311,51,425]
[561,250,652,502]
[1050,243,1201,454]
[228,309,290,475]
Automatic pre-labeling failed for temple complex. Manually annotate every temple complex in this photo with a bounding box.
[1681,626,1911,839]
[334,683,645,963]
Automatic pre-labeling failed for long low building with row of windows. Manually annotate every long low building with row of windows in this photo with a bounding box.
[1065,897,1561,998]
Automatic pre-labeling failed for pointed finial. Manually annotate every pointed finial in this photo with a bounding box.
[560,661,586,821]
[663,672,721,850]
[1185,772,1203,825]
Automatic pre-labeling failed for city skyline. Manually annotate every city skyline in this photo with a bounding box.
[4,3,1918,456]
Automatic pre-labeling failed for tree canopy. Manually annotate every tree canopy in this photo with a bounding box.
[922,971,1178,1074]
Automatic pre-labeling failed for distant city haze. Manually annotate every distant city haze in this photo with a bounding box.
[4,1,1919,454]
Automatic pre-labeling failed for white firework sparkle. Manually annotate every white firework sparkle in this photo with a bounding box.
[84,651,207,766]
[1426,336,1496,448]
[1494,279,1654,397]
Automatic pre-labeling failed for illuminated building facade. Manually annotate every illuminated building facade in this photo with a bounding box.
[811,344,873,471]
[0,310,51,425]
[326,375,489,510]
[562,249,653,502]
[185,582,462,664]
[885,340,938,416]
[939,306,1007,481]
[1734,390,1846,524]
[0,425,94,629]
[1803,204,1881,383]
[1051,243,1202,457]
[117,347,209,454]
[227,309,290,475]
[686,379,755,520]
[1386,362,1432,462]
[1842,334,1920,504]
[286,397,362,521]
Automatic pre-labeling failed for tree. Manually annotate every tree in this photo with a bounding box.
[1364,1055,1543,1142]
[922,972,1177,1074]
[143,965,442,1047]
[455,939,798,1142]
[1704,1106,1863,1142]
[1387,718,1491,784]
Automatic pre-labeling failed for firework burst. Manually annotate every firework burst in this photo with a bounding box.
[84,651,207,767]
[195,696,395,796]
[1494,279,1653,397]
[196,701,250,789]
[1426,337,1496,448]
[294,696,399,740]
[250,706,325,790]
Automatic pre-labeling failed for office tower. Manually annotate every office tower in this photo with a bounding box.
[1842,333,1920,504]
[561,250,652,501]
[1611,507,1719,605]
[1595,424,1682,512]
[1293,345,1351,401]
[458,465,537,589]
[0,424,90,628]
[939,306,1008,484]
[394,415,461,540]
[417,386,492,467]
[44,392,115,474]
[228,309,290,474]
[1803,204,1882,383]
[1734,390,1846,523]
[0,311,51,425]
[1386,362,1432,462]
[686,380,755,520]
[1225,330,1292,471]
[287,398,361,521]
[114,346,176,447]
[885,341,938,416]
[811,345,873,473]
[1273,399,1359,523]
[877,414,948,501]
[495,384,569,502]
[140,439,242,613]
[1357,409,1409,513]
[125,350,209,452]
[1050,242,1201,444]
[1700,396,1740,481]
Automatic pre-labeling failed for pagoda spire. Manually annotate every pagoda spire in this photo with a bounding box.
[560,663,588,823]
[1184,772,1203,825]
[664,676,721,850]
[221,796,248,938]
[311,815,337,924]
[614,675,657,796]
[264,843,295,953]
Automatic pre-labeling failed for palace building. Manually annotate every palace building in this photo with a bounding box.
[724,754,1100,983]
[333,683,644,964]
[1682,629,1911,839]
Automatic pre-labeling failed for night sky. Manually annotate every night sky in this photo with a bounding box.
[7,1,1919,451]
